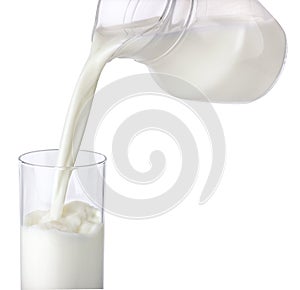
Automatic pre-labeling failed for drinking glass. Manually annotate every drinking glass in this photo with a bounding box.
[19,149,106,289]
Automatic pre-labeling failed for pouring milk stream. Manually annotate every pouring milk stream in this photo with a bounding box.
[22,0,287,289]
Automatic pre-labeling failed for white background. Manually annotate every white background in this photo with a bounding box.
[0,0,299,289]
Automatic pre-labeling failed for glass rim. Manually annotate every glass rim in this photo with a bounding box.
[18,149,107,169]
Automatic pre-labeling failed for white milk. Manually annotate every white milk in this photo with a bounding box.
[22,29,127,290]
[21,202,104,289]
[49,17,160,219]
[148,17,286,102]
[50,33,124,220]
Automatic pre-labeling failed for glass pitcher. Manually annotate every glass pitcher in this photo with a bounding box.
[93,0,287,103]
